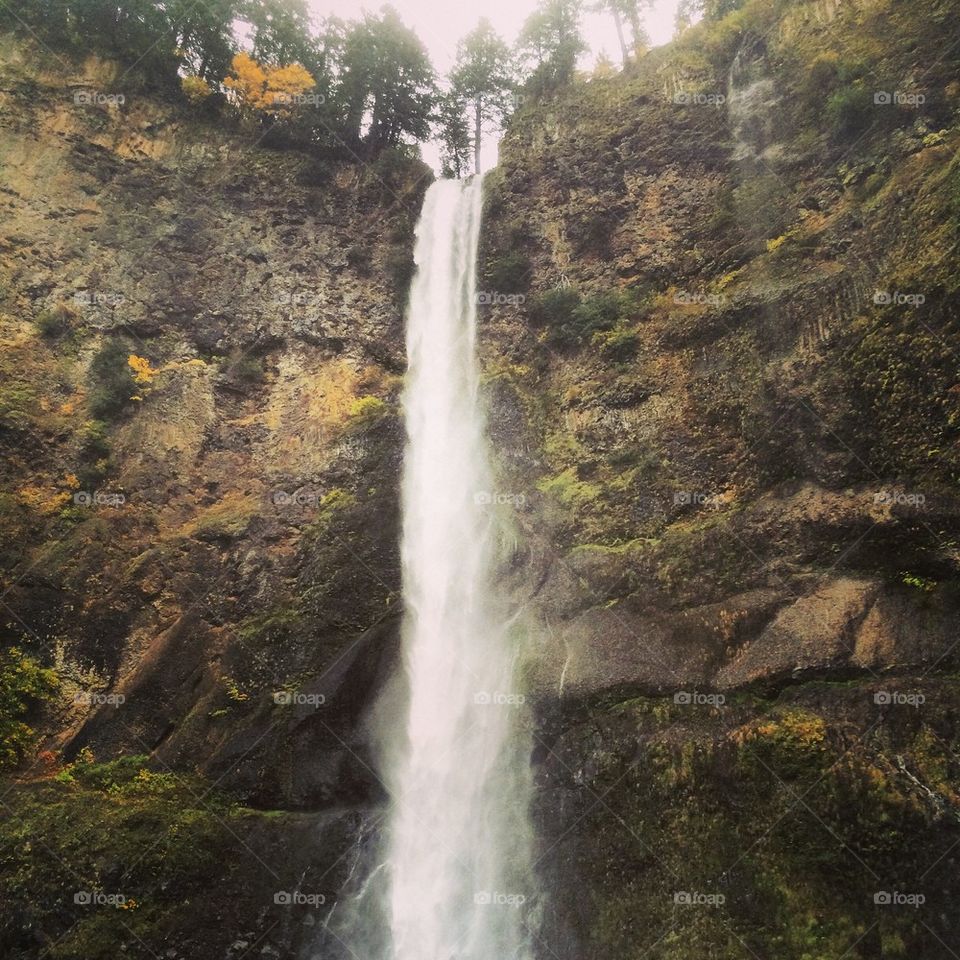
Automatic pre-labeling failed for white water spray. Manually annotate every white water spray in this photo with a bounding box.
[322,176,536,960]
[382,175,535,960]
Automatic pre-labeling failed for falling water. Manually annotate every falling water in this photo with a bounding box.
[388,175,534,960]
[326,176,536,960]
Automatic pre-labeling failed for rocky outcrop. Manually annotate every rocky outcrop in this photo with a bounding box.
[0,40,428,800]
[479,0,960,955]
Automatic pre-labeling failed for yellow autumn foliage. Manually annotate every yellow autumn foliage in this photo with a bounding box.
[224,52,316,115]
[181,75,214,105]
[128,354,158,384]
[16,484,72,516]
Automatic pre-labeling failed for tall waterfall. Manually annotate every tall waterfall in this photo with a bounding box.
[327,176,536,960]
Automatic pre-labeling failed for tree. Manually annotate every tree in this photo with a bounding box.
[437,91,472,179]
[241,0,319,70]
[168,0,240,82]
[517,0,585,90]
[591,0,628,65]
[672,0,741,27]
[0,647,58,772]
[338,7,436,157]
[70,0,180,83]
[618,0,650,58]
[224,51,316,115]
[592,51,617,78]
[449,19,514,174]
[590,0,650,65]
[674,0,697,36]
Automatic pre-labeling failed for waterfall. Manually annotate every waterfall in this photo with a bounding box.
[324,176,536,960]
[727,35,782,165]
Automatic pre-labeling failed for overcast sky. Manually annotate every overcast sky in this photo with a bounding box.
[308,0,683,73]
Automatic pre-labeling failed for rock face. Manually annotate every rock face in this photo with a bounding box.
[475,0,960,955]
[479,4,960,698]
[2,0,960,953]
[0,39,430,960]
[0,38,429,800]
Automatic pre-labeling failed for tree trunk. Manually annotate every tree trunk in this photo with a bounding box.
[612,6,629,65]
[474,99,482,175]
[626,6,644,54]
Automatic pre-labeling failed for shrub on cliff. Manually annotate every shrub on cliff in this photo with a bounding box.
[528,287,639,349]
[88,340,138,420]
[826,82,876,141]
[527,287,582,342]
[486,252,532,293]
[34,303,78,339]
[0,647,58,772]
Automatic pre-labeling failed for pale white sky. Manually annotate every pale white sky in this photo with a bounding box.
[306,0,684,169]
[309,0,682,73]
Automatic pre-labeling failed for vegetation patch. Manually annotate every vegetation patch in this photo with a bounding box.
[0,755,245,959]
[180,491,259,541]
[87,339,138,421]
[0,647,59,772]
[528,287,640,349]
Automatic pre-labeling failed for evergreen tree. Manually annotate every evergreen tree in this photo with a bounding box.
[241,0,317,70]
[449,19,514,174]
[339,7,436,157]
[168,0,241,82]
[517,0,585,90]
[437,91,473,179]
[589,0,649,65]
